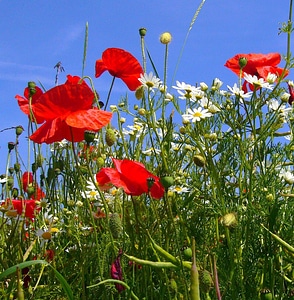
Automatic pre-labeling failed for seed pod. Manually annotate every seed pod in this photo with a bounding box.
[160,176,174,189]
[109,213,123,239]
[105,128,116,147]
[260,289,273,300]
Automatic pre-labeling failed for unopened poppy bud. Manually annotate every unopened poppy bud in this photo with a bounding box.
[238,57,247,69]
[27,185,35,198]
[8,167,14,175]
[14,163,21,172]
[36,154,44,167]
[96,157,104,168]
[139,27,147,37]
[193,154,206,167]
[260,289,273,300]
[15,125,24,136]
[31,162,38,173]
[160,176,174,189]
[109,213,123,239]
[135,85,144,100]
[84,130,96,144]
[28,81,36,96]
[8,142,15,152]
[160,32,172,44]
[7,177,14,188]
[105,128,116,147]
[12,188,19,199]
[199,270,213,293]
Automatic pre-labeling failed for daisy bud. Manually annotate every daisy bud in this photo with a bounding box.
[193,154,206,167]
[28,81,36,96]
[139,27,147,37]
[160,32,172,44]
[96,157,104,168]
[135,85,144,100]
[238,57,247,69]
[200,82,208,91]
[138,108,146,116]
[179,126,186,134]
[281,92,290,103]
[221,212,237,228]
[84,130,96,144]
[105,128,116,147]
[15,125,24,136]
[119,117,126,124]
[109,213,123,239]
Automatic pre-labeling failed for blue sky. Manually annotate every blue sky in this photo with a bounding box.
[0,0,291,173]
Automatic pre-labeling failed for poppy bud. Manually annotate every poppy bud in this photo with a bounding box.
[139,27,147,37]
[160,176,174,189]
[160,32,172,44]
[27,185,35,198]
[7,177,14,188]
[105,128,116,147]
[96,157,104,168]
[8,167,14,175]
[260,289,273,300]
[193,154,206,167]
[84,130,96,144]
[199,270,213,293]
[28,81,36,96]
[14,163,21,172]
[12,188,19,199]
[8,142,15,152]
[238,57,247,69]
[15,125,24,136]
[183,247,192,258]
[109,213,123,239]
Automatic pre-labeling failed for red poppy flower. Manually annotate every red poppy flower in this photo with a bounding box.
[95,48,143,91]
[22,172,45,200]
[96,158,165,199]
[225,53,289,91]
[28,75,112,144]
[10,199,39,220]
[15,85,44,123]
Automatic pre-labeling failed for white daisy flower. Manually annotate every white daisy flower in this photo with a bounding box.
[138,72,162,91]
[182,107,212,122]
[169,186,190,194]
[266,72,278,84]
[227,84,253,101]
[243,73,274,90]
[279,169,294,184]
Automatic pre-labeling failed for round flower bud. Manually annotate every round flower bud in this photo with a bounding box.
[139,27,147,37]
[14,163,21,172]
[8,142,15,152]
[15,125,24,136]
[84,130,96,144]
[238,57,248,69]
[281,92,290,103]
[160,176,174,189]
[183,247,192,258]
[105,128,116,147]
[138,108,146,116]
[160,32,172,44]
[193,154,206,167]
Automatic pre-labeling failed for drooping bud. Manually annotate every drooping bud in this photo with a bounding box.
[8,142,15,152]
[199,270,213,293]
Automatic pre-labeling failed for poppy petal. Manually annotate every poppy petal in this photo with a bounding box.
[65,109,112,130]
[95,48,143,91]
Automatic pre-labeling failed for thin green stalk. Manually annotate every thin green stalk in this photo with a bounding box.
[82,22,88,77]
